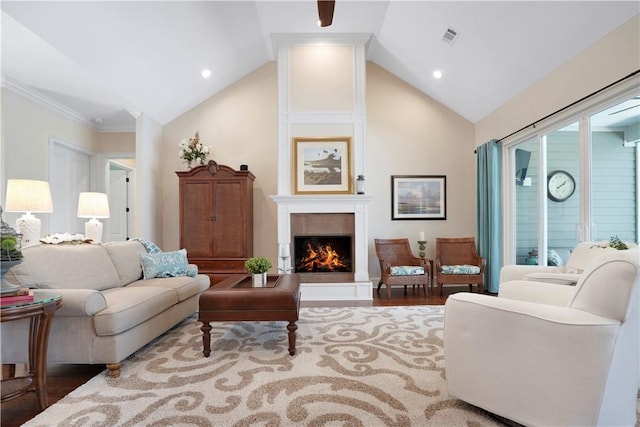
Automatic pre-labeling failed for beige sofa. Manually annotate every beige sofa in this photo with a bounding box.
[2,240,209,377]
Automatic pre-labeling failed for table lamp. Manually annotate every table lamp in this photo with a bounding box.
[4,179,54,247]
[77,192,110,244]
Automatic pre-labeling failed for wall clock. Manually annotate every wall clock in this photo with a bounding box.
[547,170,575,202]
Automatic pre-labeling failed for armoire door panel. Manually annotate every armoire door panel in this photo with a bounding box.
[181,180,214,257]
[213,180,246,258]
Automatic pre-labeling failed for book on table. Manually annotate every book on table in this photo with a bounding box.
[0,291,34,305]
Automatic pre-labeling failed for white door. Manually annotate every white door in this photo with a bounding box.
[106,164,131,242]
[51,142,91,235]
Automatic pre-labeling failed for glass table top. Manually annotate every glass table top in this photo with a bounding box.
[0,290,62,309]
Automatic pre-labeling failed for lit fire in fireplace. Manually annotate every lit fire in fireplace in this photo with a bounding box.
[296,241,351,273]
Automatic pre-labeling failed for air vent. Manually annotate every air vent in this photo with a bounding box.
[442,27,459,45]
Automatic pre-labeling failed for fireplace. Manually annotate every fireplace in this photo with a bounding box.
[270,195,373,300]
[294,235,352,273]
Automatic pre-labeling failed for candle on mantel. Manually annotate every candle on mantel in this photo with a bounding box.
[279,243,290,257]
[418,231,425,242]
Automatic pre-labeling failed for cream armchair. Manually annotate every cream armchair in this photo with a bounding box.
[444,252,639,426]
[499,240,638,285]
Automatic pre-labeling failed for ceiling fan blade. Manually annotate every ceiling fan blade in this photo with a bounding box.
[317,0,335,27]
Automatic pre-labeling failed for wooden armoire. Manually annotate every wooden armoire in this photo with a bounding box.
[176,160,255,285]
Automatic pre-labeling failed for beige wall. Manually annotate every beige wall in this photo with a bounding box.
[476,14,640,145]
[96,132,135,152]
[366,63,476,265]
[1,87,97,232]
[290,45,354,111]
[160,61,476,276]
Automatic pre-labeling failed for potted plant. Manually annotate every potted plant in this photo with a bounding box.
[245,256,272,287]
[1,208,24,293]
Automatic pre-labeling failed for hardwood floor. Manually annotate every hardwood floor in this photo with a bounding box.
[1,285,469,426]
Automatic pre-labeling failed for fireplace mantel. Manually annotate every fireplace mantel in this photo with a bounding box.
[270,195,373,301]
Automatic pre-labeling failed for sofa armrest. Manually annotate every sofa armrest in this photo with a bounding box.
[499,265,560,283]
[50,289,107,316]
[498,280,575,306]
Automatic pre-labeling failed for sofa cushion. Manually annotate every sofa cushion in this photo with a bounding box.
[5,244,120,291]
[103,241,146,286]
[127,274,210,302]
[139,249,190,279]
[94,287,177,336]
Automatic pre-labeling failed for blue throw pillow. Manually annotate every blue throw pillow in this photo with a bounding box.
[139,249,189,279]
[547,249,564,267]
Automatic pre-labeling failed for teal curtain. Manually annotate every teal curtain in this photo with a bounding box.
[477,140,502,293]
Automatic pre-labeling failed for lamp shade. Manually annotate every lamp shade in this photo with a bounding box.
[77,192,110,218]
[5,179,53,213]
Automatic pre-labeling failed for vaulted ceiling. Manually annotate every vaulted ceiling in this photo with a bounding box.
[1,1,638,132]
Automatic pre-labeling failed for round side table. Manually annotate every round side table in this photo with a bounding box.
[1,291,62,410]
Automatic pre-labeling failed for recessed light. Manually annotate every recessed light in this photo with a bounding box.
[201,69,211,79]
[433,70,443,79]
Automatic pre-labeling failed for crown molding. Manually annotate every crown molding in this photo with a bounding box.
[1,76,97,129]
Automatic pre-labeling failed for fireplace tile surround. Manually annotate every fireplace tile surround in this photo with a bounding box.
[270,195,373,301]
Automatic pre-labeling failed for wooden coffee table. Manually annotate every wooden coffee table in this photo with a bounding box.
[198,274,301,357]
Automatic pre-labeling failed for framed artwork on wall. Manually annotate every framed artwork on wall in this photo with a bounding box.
[293,136,353,195]
[391,175,446,220]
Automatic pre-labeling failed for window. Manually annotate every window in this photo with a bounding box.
[504,80,639,266]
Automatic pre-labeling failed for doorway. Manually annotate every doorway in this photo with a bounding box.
[105,160,134,242]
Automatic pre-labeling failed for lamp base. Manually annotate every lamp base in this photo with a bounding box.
[85,219,104,244]
[16,213,41,248]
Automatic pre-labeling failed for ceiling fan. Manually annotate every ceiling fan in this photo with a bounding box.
[317,0,335,27]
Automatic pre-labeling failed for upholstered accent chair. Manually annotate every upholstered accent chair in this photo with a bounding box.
[435,237,485,294]
[444,251,639,426]
[374,238,430,299]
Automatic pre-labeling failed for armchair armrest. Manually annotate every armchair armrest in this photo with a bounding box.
[499,265,561,283]
[524,272,581,285]
[498,280,575,306]
[478,257,486,272]
[49,288,107,316]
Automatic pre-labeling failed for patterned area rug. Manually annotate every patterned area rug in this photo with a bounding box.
[25,306,504,426]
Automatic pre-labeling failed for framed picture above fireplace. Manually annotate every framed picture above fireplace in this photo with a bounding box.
[292,136,353,195]
[391,175,446,220]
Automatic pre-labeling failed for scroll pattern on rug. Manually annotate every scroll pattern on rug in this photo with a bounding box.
[24,306,503,426]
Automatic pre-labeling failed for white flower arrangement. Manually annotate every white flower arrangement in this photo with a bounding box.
[179,131,211,168]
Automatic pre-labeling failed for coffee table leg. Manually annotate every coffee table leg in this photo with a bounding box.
[200,321,212,357]
[287,321,298,356]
